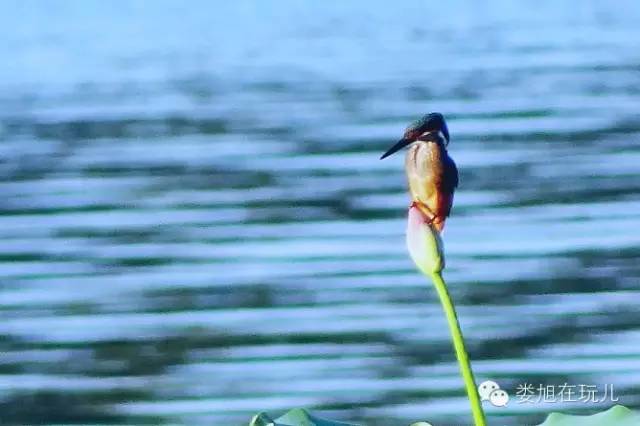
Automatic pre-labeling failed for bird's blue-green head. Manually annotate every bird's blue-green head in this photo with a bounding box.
[380,112,450,159]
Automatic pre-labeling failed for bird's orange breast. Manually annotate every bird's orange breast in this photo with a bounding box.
[405,141,450,231]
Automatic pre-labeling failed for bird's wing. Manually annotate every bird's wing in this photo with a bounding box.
[444,153,459,190]
[442,154,458,218]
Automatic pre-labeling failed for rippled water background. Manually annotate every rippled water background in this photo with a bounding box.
[2,1,640,425]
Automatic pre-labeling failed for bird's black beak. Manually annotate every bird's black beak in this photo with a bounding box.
[380,137,412,160]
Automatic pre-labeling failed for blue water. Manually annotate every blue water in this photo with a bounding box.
[1,1,640,425]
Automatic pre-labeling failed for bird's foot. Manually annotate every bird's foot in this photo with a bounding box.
[409,201,437,224]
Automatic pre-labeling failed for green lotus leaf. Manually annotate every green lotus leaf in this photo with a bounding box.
[250,408,358,426]
[250,412,277,426]
[539,405,640,426]
[251,405,640,425]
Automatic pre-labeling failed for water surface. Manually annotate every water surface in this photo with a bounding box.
[1,1,640,425]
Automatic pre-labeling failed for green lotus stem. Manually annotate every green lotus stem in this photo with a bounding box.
[406,205,486,426]
[429,270,486,426]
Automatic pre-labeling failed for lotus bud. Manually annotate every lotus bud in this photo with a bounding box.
[406,204,445,275]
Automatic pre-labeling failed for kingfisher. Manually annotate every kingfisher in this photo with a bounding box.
[380,112,458,232]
